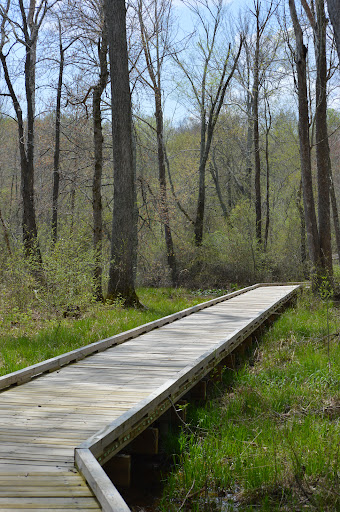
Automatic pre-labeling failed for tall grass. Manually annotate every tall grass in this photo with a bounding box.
[159,291,340,511]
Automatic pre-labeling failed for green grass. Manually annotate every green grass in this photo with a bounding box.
[0,287,219,377]
[158,291,340,511]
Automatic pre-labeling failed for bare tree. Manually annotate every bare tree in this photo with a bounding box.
[302,0,333,279]
[104,0,140,306]
[137,0,178,285]
[174,0,243,246]
[288,0,320,271]
[252,0,263,245]
[263,93,271,251]
[51,14,78,246]
[55,0,110,300]
[327,0,340,62]
[235,1,279,252]
[0,0,55,269]
[92,18,108,302]
[288,0,336,287]
[242,0,277,246]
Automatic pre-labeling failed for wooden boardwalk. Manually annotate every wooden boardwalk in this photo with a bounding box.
[0,284,300,511]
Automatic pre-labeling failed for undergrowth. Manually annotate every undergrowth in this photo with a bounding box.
[158,290,340,511]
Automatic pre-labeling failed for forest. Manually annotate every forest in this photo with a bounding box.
[0,0,340,310]
[1,2,340,511]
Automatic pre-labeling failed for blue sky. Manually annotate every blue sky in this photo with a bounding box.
[155,0,254,124]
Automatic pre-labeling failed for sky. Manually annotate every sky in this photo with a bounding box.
[149,0,254,124]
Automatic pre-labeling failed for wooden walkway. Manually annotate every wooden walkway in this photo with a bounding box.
[0,284,300,511]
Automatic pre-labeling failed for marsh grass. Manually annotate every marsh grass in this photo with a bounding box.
[0,287,214,376]
[159,290,340,511]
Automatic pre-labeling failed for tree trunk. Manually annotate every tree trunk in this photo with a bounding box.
[194,114,208,246]
[289,0,320,274]
[23,29,43,267]
[327,0,340,62]
[209,158,228,219]
[314,0,333,277]
[3,46,42,265]
[0,207,11,255]
[185,25,243,247]
[264,100,271,252]
[93,31,108,302]
[52,28,64,247]
[253,16,262,246]
[193,39,243,246]
[329,162,340,262]
[105,0,140,307]
[137,0,178,286]
[264,136,270,251]
[246,91,253,200]
[0,1,44,271]
[296,180,308,277]
[154,91,178,286]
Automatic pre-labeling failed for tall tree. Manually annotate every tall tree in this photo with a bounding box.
[92,21,108,302]
[104,0,140,306]
[137,0,178,286]
[51,17,64,247]
[58,0,110,300]
[288,0,320,271]
[236,1,278,247]
[250,0,275,246]
[51,15,78,246]
[252,0,262,245]
[288,0,336,287]
[302,0,333,278]
[263,93,271,251]
[327,0,340,62]
[0,0,53,269]
[174,0,243,246]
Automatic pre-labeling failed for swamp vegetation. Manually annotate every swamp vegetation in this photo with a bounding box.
[1,284,339,511]
[156,289,340,512]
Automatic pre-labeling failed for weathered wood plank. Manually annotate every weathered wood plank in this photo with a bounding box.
[0,284,261,391]
[0,497,100,508]
[0,489,94,498]
[75,449,130,512]
[0,284,302,512]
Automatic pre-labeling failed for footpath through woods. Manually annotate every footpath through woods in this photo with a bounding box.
[0,284,300,512]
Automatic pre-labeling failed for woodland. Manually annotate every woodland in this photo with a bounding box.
[0,0,340,311]
[1,2,340,510]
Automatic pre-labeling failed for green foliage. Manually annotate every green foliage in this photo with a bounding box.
[42,232,95,311]
[159,292,340,511]
[0,103,311,291]
[0,231,95,319]
[0,247,38,314]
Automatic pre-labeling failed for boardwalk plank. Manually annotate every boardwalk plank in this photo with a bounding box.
[0,285,300,511]
[0,497,100,508]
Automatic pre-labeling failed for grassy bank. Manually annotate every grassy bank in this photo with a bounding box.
[159,291,340,511]
[0,287,221,377]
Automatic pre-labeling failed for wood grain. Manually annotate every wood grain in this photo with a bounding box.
[0,284,301,511]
